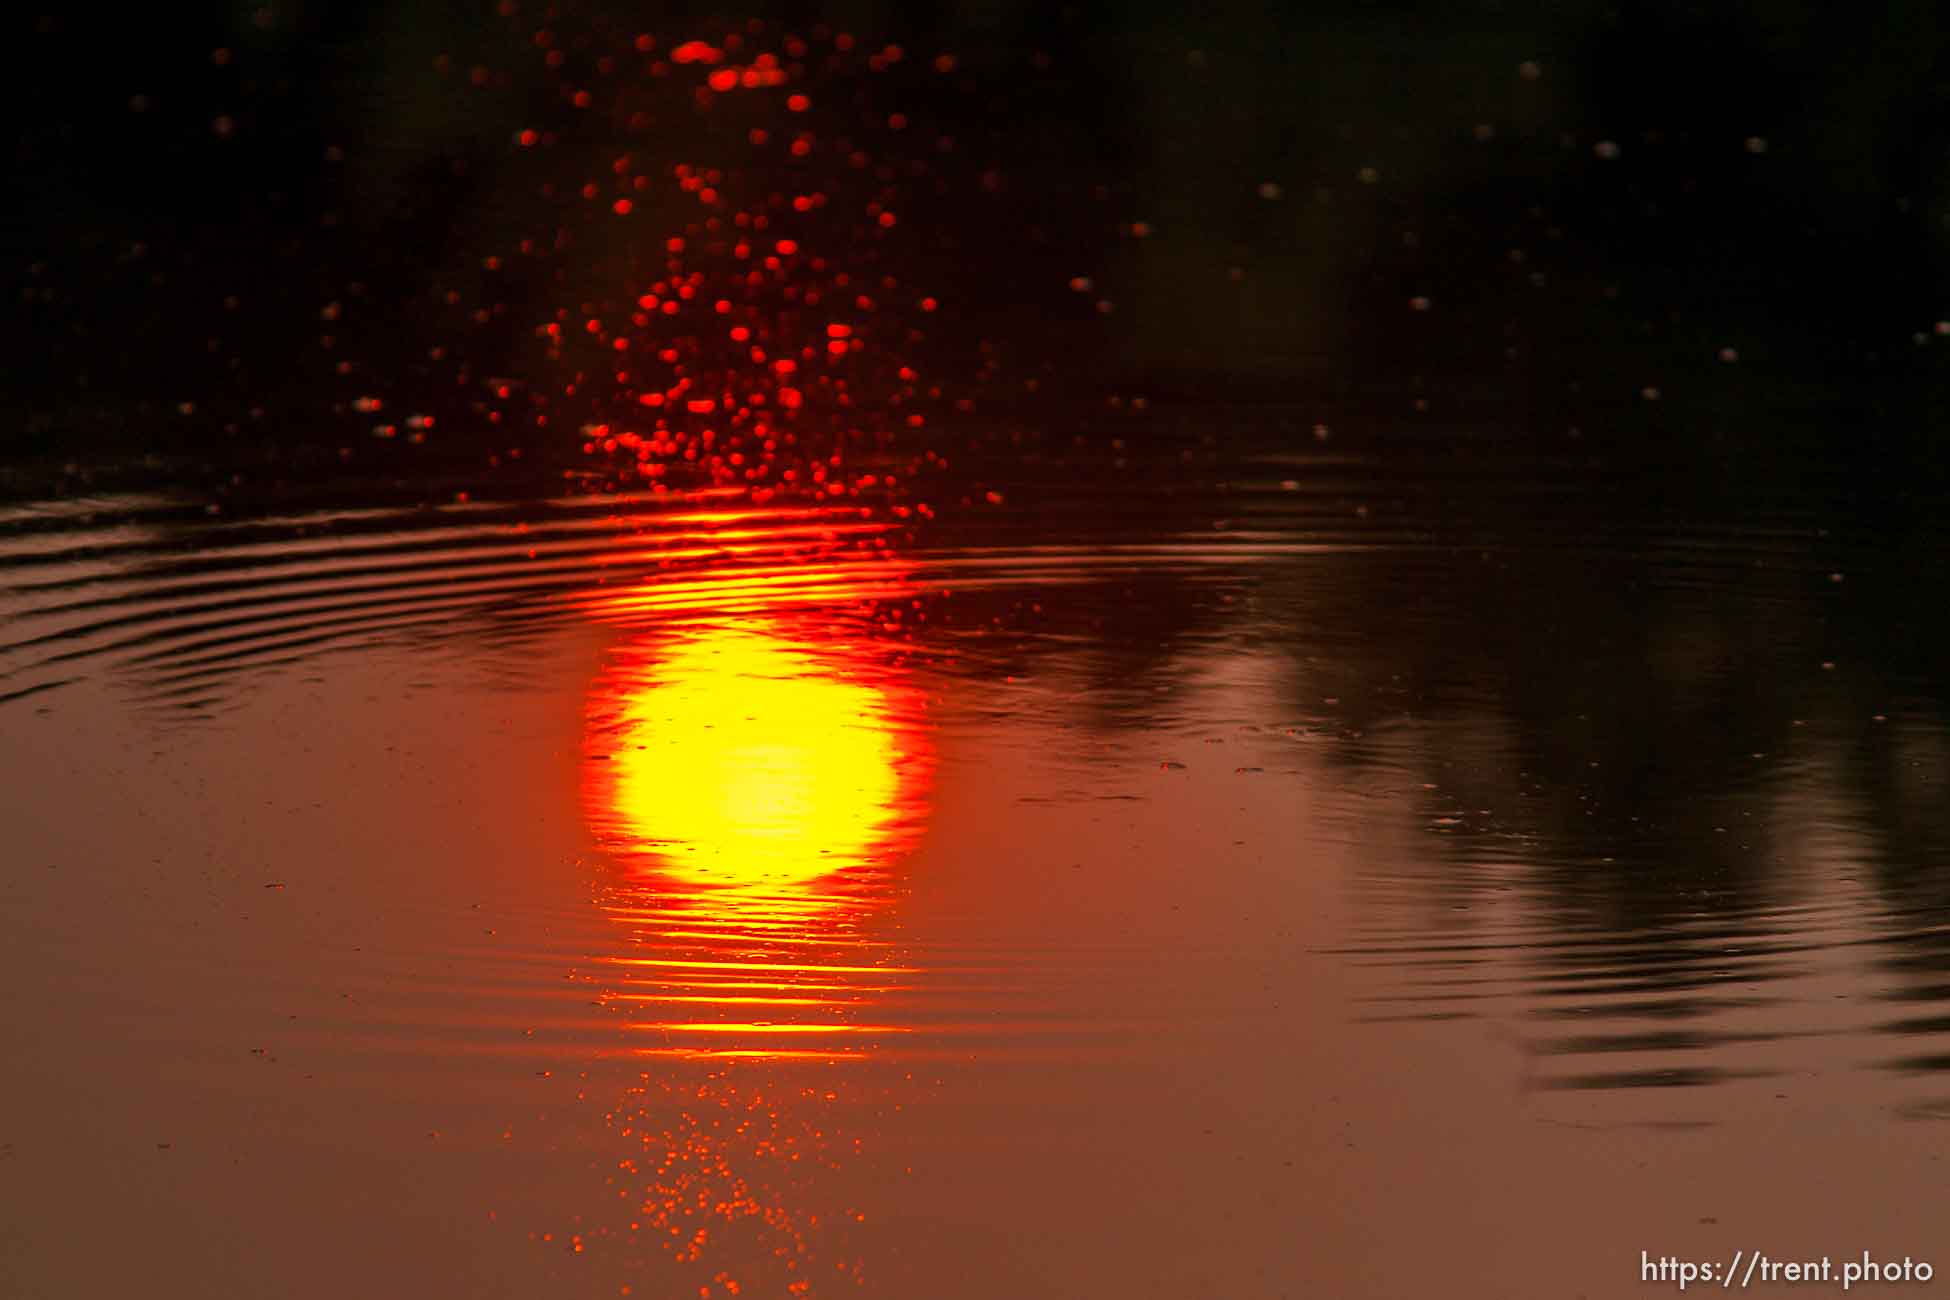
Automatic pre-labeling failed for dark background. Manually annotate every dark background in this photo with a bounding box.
[9,1,1950,478]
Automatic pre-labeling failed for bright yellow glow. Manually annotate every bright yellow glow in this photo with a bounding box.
[598,624,903,888]
[581,592,932,1062]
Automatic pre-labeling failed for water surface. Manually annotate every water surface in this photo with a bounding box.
[2,431,1947,1298]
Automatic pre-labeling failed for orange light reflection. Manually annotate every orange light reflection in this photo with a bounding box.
[582,582,932,1063]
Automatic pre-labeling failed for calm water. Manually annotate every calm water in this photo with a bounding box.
[2,430,1948,1298]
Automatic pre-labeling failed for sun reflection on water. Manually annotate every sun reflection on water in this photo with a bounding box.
[574,573,932,1293]
[600,623,914,890]
[582,593,932,1060]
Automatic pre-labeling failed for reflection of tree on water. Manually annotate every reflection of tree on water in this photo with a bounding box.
[1233,462,1950,1093]
[888,429,1950,1095]
[1848,706,1950,1082]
